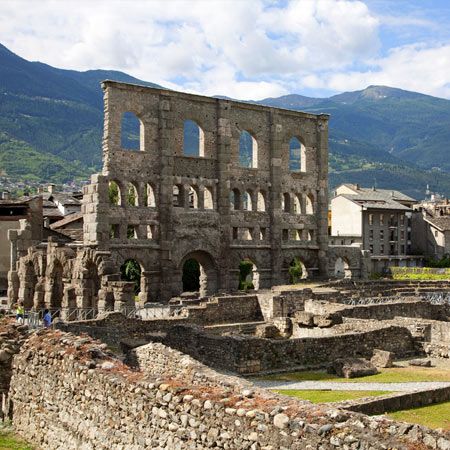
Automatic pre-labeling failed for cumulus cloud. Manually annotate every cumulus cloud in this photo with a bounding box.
[0,0,449,99]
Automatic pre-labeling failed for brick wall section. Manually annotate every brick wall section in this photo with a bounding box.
[163,324,417,374]
[9,329,450,449]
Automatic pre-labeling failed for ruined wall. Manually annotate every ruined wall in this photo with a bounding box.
[82,81,330,303]
[9,329,450,450]
[163,324,417,374]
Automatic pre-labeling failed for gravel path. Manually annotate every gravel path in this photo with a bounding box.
[254,380,450,392]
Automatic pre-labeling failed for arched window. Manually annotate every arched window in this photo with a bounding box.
[121,112,143,151]
[120,259,142,294]
[146,184,156,207]
[242,228,253,240]
[238,259,259,290]
[173,185,184,207]
[288,258,308,283]
[127,225,138,239]
[282,193,291,213]
[183,120,205,157]
[305,194,314,214]
[257,191,266,212]
[293,195,302,214]
[239,130,258,168]
[188,186,199,209]
[108,181,121,206]
[242,191,253,211]
[126,183,138,206]
[289,137,305,172]
[204,187,213,210]
[230,189,240,210]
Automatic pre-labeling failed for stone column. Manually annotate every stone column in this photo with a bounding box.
[269,110,283,285]
[216,100,232,291]
[316,114,330,277]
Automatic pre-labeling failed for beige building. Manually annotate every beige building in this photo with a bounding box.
[331,184,422,275]
[412,197,450,258]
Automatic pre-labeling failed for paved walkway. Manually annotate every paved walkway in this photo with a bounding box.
[254,380,450,392]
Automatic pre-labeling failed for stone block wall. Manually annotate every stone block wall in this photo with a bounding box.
[163,324,417,374]
[9,329,450,449]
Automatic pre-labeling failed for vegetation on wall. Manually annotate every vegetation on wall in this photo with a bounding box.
[239,260,254,290]
[120,259,141,294]
[288,258,304,284]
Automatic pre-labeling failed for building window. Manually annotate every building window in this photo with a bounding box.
[239,130,258,168]
[400,214,405,225]
[369,244,373,253]
[400,230,405,240]
[369,214,374,225]
[232,227,238,240]
[183,120,205,157]
[435,230,439,238]
[401,245,405,254]
[380,214,384,225]
[380,244,384,254]
[260,227,267,240]
[369,229,374,240]
[380,230,384,240]
[282,229,289,241]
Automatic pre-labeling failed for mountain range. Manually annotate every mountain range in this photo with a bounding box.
[1,42,449,199]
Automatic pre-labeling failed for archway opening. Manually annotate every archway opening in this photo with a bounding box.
[23,261,37,309]
[289,137,302,171]
[243,191,252,211]
[230,189,240,210]
[335,257,352,279]
[50,260,64,309]
[85,262,101,310]
[238,259,259,291]
[305,194,314,214]
[204,187,213,209]
[108,181,121,206]
[182,258,201,292]
[146,184,156,207]
[126,183,138,206]
[183,120,205,157]
[239,130,258,168]
[120,259,142,295]
[288,258,308,284]
[257,191,266,212]
[121,112,143,151]
[180,251,217,297]
[188,186,199,209]
[293,195,302,214]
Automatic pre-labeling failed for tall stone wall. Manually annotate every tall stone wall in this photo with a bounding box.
[9,329,450,450]
[82,81,330,303]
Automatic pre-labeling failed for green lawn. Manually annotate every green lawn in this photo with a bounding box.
[388,401,450,430]
[275,389,389,403]
[0,431,33,450]
[260,367,450,383]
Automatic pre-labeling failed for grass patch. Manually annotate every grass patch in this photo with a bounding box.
[0,430,33,450]
[388,401,450,430]
[275,389,389,403]
[260,367,450,383]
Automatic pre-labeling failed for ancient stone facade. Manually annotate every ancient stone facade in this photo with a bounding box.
[10,80,330,307]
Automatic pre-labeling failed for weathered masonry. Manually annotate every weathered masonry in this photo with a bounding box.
[9,81,329,308]
[82,81,329,302]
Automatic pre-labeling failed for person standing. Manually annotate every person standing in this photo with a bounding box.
[16,303,24,324]
[43,309,52,328]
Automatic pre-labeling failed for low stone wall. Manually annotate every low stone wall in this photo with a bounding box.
[55,312,187,348]
[340,385,450,416]
[163,324,417,374]
[302,298,450,322]
[9,329,450,449]
[185,294,264,324]
[127,341,251,392]
[0,319,29,402]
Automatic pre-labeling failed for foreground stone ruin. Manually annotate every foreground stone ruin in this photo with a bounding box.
[7,327,450,449]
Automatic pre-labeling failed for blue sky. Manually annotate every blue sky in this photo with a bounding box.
[1,0,450,100]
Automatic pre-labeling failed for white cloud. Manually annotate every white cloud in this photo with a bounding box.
[0,0,449,99]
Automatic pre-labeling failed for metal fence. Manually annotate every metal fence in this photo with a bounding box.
[16,304,180,329]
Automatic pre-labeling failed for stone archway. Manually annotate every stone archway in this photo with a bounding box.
[238,258,260,291]
[335,257,352,279]
[49,260,64,309]
[180,250,218,297]
[22,261,37,309]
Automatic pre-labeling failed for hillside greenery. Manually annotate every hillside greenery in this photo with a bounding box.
[1,42,450,198]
